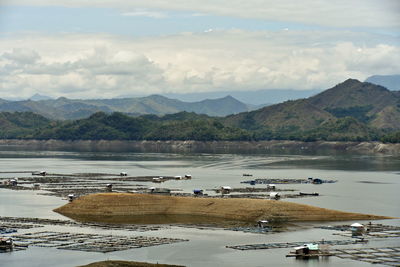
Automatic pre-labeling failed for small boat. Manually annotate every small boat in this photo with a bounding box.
[299,192,319,196]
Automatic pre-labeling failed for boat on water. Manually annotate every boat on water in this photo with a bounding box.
[299,192,319,196]
[0,237,14,251]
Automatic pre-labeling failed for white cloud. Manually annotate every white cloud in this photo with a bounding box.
[3,0,400,28]
[0,30,399,98]
[121,9,168,19]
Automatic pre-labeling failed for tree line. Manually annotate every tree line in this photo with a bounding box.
[1,111,399,143]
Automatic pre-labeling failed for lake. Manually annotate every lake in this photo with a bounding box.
[0,150,399,267]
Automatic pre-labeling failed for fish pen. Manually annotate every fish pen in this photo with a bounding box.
[11,231,188,253]
[241,178,337,184]
[317,223,400,239]
[332,247,400,266]
[0,216,166,232]
[226,239,368,250]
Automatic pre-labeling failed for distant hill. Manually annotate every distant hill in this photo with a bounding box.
[0,95,250,120]
[365,75,400,91]
[29,93,53,101]
[164,88,321,105]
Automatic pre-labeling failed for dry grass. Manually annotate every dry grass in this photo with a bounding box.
[55,193,391,223]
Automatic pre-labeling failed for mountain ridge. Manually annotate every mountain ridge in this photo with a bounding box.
[0,78,399,143]
[223,78,400,139]
[0,94,251,120]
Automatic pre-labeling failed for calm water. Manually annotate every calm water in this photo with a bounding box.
[0,150,399,267]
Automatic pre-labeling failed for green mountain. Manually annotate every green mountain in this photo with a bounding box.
[0,112,51,139]
[308,79,398,112]
[224,79,399,140]
[307,79,400,130]
[224,99,334,131]
[0,78,399,143]
[0,95,250,120]
[34,112,250,141]
[303,117,380,141]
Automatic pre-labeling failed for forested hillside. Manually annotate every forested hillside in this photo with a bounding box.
[0,79,399,143]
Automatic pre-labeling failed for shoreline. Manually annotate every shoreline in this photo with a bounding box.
[0,139,399,155]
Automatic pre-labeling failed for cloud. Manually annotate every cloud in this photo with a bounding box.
[2,48,40,65]
[0,30,399,98]
[121,9,168,19]
[3,0,400,28]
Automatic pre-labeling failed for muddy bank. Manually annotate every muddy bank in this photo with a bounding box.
[54,193,391,223]
[0,139,399,155]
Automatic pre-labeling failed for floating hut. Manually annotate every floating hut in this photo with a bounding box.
[350,222,365,236]
[0,237,14,251]
[257,220,269,228]
[193,189,204,196]
[68,194,75,202]
[106,183,113,192]
[174,175,183,180]
[308,177,323,184]
[291,243,321,257]
[120,172,127,176]
[184,174,192,179]
[221,186,232,194]
[270,192,280,200]
[267,184,276,190]
[8,179,18,186]
[152,177,163,183]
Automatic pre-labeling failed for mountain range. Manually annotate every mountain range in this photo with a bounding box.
[0,78,399,142]
[163,88,321,105]
[0,95,251,120]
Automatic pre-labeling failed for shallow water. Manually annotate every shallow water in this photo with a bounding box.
[0,150,399,267]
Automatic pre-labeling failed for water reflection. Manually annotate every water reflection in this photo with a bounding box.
[0,150,399,171]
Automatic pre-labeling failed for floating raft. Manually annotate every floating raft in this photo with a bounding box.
[11,231,188,253]
[226,239,367,250]
[332,247,400,266]
[0,216,165,232]
[317,223,400,238]
[241,178,337,184]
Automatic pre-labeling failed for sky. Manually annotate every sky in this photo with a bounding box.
[0,0,399,99]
